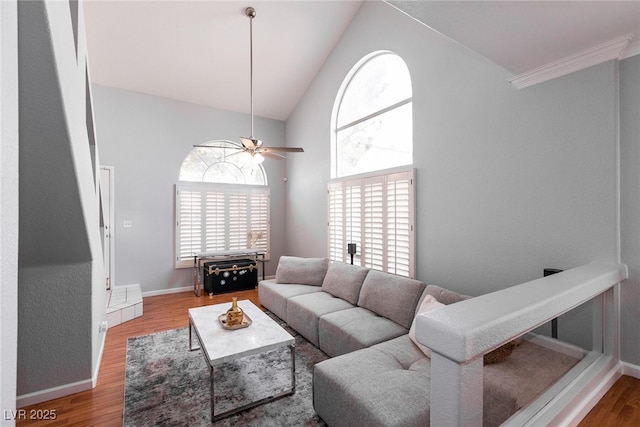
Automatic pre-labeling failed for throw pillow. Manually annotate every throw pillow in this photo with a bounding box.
[408,294,445,357]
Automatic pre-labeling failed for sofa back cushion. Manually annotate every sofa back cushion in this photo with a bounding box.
[275,256,329,286]
[357,270,426,329]
[321,262,370,305]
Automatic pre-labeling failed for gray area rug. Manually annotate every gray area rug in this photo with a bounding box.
[123,314,329,426]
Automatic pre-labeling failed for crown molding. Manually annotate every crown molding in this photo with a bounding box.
[509,34,634,89]
[621,36,640,60]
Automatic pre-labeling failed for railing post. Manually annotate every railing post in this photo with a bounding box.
[430,353,483,426]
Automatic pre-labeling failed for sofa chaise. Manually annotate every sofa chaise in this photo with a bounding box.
[258,256,581,426]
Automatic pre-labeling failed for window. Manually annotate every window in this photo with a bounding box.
[175,142,269,268]
[329,52,414,277]
[328,169,415,278]
[332,52,413,178]
[179,140,267,185]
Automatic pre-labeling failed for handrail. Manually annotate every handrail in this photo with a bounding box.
[415,262,628,426]
[416,262,627,363]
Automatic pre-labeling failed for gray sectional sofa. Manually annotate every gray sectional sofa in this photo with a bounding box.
[258,256,581,427]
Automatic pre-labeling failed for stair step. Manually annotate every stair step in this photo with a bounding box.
[106,284,143,328]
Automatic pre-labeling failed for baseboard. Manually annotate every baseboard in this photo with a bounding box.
[16,326,108,408]
[92,326,107,388]
[621,361,640,379]
[142,286,192,297]
[141,278,275,298]
[16,378,94,408]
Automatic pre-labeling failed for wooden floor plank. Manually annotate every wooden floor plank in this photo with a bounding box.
[579,375,640,427]
[14,288,639,426]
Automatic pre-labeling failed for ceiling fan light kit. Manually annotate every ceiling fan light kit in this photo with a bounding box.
[196,6,303,161]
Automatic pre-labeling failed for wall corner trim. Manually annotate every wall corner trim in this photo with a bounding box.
[508,34,634,89]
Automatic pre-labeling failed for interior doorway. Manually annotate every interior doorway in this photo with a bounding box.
[100,166,115,290]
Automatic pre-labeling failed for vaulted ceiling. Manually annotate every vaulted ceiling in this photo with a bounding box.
[83,1,640,121]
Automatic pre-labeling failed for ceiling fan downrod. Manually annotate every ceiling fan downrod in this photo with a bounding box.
[246,7,256,142]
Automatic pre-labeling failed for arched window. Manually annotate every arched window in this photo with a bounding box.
[328,52,415,278]
[175,141,270,268]
[178,140,267,185]
[332,51,413,178]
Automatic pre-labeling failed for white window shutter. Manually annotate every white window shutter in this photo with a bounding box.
[177,188,202,261]
[327,182,344,262]
[327,168,415,278]
[386,171,414,277]
[204,190,226,253]
[363,177,384,272]
[175,183,271,268]
[228,190,248,250]
[249,189,270,256]
[346,182,362,265]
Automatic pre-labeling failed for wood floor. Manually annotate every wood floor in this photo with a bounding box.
[15,289,640,426]
[16,289,261,427]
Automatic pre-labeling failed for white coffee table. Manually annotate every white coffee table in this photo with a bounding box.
[188,300,296,421]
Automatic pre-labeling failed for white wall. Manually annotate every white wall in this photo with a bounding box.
[1,0,19,422]
[286,1,620,349]
[92,85,288,293]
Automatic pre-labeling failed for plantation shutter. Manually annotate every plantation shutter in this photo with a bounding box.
[204,190,226,253]
[363,177,384,271]
[345,182,362,265]
[386,172,412,277]
[327,168,415,278]
[177,189,202,261]
[327,182,344,262]
[175,183,270,268]
[248,189,270,254]
[228,191,248,250]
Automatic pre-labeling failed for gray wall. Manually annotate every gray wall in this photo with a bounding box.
[92,85,288,293]
[17,0,106,398]
[620,54,640,366]
[285,1,620,349]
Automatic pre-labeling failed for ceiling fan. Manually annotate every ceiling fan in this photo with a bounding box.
[194,6,304,162]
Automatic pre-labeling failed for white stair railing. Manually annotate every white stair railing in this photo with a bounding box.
[415,262,628,426]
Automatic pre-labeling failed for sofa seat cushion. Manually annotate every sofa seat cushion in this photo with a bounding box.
[257,279,322,322]
[321,262,370,305]
[286,292,355,346]
[314,335,577,427]
[275,256,328,286]
[313,335,430,427]
[357,270,426,329]
[318,307,408,357]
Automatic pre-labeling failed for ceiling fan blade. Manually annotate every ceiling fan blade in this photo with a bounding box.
[193,144,243,150]
[240,137,259,149]
[261,151,286,160]
[261,147,304,153]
